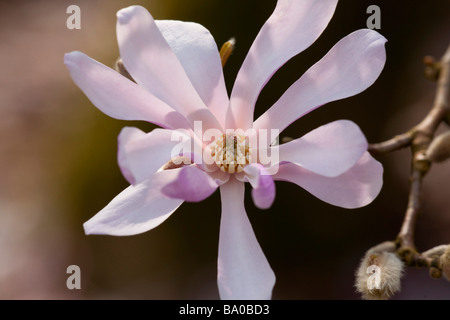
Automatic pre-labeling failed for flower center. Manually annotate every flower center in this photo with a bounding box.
[210,133,251,174]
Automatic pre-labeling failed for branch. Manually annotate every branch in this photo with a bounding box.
[359,45,450,293]
[369,45,450,157]
[396,169,424,261]
[396,44,450,260]
[368,131,414,156]
[418,44,450,133]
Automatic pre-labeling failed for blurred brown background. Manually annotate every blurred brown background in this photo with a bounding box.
[0,0,449,299]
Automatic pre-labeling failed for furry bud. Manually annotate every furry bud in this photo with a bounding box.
[355,246,404,300]
[440,245,450,281]
[219,38,235,67]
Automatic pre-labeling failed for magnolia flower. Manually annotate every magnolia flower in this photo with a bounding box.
[65,0,386,299]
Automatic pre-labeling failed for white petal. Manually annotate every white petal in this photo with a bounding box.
[274,120,368,177]
[273,152,383,209]
[227,0,338,129]
[156,20,229,128]
[83,169,183,236]
[162,165,219,202]
[243,164,276,209]
[116,6,221,131]
[118,127,192,185]
[64,51,188,129]
[218,178,275,299]
[254,29,387,133]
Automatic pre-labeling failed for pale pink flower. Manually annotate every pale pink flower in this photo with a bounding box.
[65,1,386,299]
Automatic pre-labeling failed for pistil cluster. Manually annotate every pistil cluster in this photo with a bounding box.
[211,133,251,173]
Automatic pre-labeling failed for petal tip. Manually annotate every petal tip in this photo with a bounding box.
[365,28,388,47]
[83,220,95,235]
[251,188,275,210]
[63,51,80,66]
[116,6,139,24]
[117,5,151,25]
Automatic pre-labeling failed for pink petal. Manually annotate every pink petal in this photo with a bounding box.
[243,164,276,209]
[156,20,229,128]
[254,29,387,133]
[218,178,275,299]
[274,152,383,209]
[274,120,367,177]
[162,165,220,202]
[208,169,231,186]
[83,169,184,236]
[118,127,192,185]
[116,6,221,131]
[64,51,189,129]
[227,0,338,129]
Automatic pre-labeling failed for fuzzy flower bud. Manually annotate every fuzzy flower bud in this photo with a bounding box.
[440,245,450,281]
[219,38,235,67]
[355,243,404,300]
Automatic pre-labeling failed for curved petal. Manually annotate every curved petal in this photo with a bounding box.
[243,164,276,209]
[273,152,383,209]
[227,0,338,130]
[162,165,220,202]
[83,169,184,236]
[116,6,221,131]
[118,127,193,185]
[254,29,387,133]
[274,120,368,177]
[218,178,275,299]
[156,20,229,128]
[64,51,189,129]
[208,169,231,186]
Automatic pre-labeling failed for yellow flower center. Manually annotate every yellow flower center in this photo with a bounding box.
[210,133,251,173]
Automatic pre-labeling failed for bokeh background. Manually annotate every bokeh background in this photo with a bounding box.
[0,0,449,299]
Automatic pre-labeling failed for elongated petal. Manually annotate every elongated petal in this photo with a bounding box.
[254,29,387,133]
[274,152,383,209]
[243,164,276,209]
[118,127,193,185]
[218,178,275,299]
[162,165,219,202]
[156,20,229,127]
[84,169,184,236]
[116,6,221,131]
[64,51,188,129]
[274,120,367,177]
[227,0,338,129]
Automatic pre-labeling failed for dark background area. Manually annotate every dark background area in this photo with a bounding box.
[0,0,448,299]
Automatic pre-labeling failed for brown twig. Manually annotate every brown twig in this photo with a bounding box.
[368,131,414,156]
[396,44,450,263]
[356,45,450,300]
[396,169,425,263]
[369,44,450,271]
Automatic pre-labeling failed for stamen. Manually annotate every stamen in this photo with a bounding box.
[210,133,251,173]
